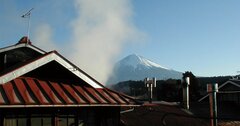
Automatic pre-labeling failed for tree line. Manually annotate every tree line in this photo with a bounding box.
[111,72,231,102]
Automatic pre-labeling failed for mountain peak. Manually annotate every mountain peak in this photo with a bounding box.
[107,54,182,84]
[120,54,169,70]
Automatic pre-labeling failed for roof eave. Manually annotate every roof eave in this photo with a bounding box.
[0,104,141,108]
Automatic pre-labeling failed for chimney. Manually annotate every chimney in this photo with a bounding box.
[207,83,218,126]
[144,77,157,103]
[17,36,32,45]
[182,77,190,109]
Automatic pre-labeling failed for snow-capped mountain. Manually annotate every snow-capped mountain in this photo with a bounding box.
[107,54,183,84]
[118,54,170,70]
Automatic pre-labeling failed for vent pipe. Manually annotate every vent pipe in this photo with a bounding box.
[207,83,218,126]
[144,77,157,103]
[182,77,190,109]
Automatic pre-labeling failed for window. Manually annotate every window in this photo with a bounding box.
[58,115,75,126]
[3,115,54,126]
[4,117,27,126]
[31,118,41,126]
[42,118,52,126]
[68,118,74,126]
[77,120,86,126]
[4,118,17,126]
[78,110,96,126]
[31,115,52,126]
[58,117,67,126]
[17,118,27,126]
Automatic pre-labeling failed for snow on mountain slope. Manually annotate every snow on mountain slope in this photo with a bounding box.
[107,54,183,85]
[118,54,170,69]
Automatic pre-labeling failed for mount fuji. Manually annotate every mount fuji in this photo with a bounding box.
[107,54,183,84]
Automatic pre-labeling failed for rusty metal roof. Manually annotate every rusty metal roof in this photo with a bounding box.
[0,77,139,107]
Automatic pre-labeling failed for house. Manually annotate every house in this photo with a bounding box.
[198,78,240,106]
[0,37,139,126]
[190,79,240,125]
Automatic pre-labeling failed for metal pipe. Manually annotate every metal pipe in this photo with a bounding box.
[182,77,190,109]
[207,83,218,126]
[212,90,217,126]
[120,107,135,114]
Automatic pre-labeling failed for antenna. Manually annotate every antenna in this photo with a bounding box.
[21,8,34,44]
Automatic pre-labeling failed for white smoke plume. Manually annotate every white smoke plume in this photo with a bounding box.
[68,0,142,84]
[32,23,58,51]
[29,0,143,85]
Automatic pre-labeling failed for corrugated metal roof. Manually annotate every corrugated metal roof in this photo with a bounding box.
[0,77,138,107]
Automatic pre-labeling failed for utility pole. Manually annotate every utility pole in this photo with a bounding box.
[207,83,218,126]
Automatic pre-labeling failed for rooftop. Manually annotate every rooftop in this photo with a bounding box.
[0,37,140,107]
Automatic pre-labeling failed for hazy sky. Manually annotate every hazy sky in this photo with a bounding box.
[1,0,240,83]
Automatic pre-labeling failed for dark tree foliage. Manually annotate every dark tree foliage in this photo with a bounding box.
[159,79,182,102]
[111,79,182,102]
[111,80,146,96]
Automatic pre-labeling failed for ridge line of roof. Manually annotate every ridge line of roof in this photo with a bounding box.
[0,43,46,54]
[0,51,104,88]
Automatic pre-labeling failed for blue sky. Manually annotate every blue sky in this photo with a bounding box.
[123,0,240,77]
[1,0,240,81]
